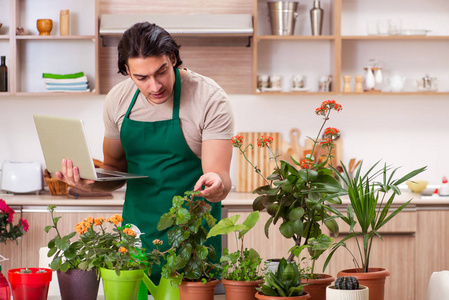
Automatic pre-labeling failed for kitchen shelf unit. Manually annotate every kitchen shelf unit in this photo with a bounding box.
[0,0,99,96]
[253,0,449,95]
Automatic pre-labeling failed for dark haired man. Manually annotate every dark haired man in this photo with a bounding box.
[56,22,234,284]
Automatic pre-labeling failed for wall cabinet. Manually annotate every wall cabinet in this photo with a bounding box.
[0,0,99,96]
[253,0,449,95]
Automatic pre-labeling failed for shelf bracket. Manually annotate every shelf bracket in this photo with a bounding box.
[246,36,252,47]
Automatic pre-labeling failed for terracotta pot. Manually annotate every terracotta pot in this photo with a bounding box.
[337,268,390,300]
[221,278,263,300]
[179,278,219,300]
[302,274,334,300]
[326,285,369,300]
[255,291,310,300]
[57,269,100,300]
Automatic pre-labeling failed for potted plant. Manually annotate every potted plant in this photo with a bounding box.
[45,205,100,300]
[232,100,345,298]
[323,159,426,300]
[290,234,334,300]
[255,257,310,300]
[326,276,368,300]
[8,267,52,300]
[157,190,221,300]
[207,211,264,300]
[0,198,29,299]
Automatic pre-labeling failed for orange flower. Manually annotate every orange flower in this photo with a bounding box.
[320,138,333,147]
[257,136,273,147]
[118,246,128,253]
[107,214,123,225]
[123,228,136,236]
[315,100,342,116]
[300,159,312,169]
[231,135,244,147]
[94,217,105,226]
[153,239,163,246]
[75,221,90,234]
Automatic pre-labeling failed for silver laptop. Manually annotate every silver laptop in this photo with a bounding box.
[33,114,148,181]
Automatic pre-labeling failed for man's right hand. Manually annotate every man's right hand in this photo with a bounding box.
[55,159,95,190]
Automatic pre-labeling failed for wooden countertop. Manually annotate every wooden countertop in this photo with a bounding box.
[2,190,449,208]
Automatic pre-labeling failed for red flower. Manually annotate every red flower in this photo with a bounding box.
[324,127,340,139]
[300,159,312,169]
[320,138,334,147]
[231,135,244,148]
[315,100,342,116]
[19,218,29,232]
[257,136,273,147]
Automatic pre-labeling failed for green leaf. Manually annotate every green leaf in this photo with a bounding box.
[44,225,54,233]
[50,256,62,271]
[157,213,173,231]
[324,219,339,236]
[279,221,294,239]
[175,207,191,225]
[264,217,273,239]
[288,207,304,220]
[207,214,244,238]
[239,211,260,239]
[55,238,70,251]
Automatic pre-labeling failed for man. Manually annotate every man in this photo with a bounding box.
[56,22,234,283]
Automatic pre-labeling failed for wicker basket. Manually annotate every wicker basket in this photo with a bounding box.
[45,177,68,196]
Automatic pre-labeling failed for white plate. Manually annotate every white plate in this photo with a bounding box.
[401,29,431,36]
[291,87,311,92]
[262,87,282,92]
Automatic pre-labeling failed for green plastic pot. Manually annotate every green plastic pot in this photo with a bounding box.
[100,268,179,300]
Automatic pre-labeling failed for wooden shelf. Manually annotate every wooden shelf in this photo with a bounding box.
[256,35,336,41]
[15,35,96,40]
[342,35,449,40]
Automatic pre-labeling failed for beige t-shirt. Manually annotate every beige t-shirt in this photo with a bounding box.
[103,69,234,159]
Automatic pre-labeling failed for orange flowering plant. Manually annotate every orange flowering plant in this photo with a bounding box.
[232,100,346,273]
[46,205,163,275]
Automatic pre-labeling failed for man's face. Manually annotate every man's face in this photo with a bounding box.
[126,55,176,105]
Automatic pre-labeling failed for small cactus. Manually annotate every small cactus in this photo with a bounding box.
[335,276,359,290]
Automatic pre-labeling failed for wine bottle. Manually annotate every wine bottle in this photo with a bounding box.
[0,56,7,92]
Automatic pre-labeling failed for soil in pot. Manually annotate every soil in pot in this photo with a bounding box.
[337,268,390,300]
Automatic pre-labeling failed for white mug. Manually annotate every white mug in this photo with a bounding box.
[292,75,306,89]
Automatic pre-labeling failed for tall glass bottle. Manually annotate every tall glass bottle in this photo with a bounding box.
[0,56,7,92]
[310,0,324,36]
[0,263,11,300]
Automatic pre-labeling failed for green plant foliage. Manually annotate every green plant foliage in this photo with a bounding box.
[335,276,359,290]
[207,211,264,281]
[257,258,305,297]
[158,191,221,286]
[323,162,426,273]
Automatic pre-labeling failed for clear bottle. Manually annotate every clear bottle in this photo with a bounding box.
[0,56,7,92]
[0,264,11,300]
[310,0,324,36]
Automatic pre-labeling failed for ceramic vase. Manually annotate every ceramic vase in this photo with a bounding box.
[57,269,100,300]
[179,278,219,300]
[221,278,263,300]
[337,268,390,300]
[8,268,52,300]
[302,274,334,300]
[36,19,53,35]
[326,285,369,300]
[100,268,144,300]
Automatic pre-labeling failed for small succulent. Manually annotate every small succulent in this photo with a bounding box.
[335,276,359,290]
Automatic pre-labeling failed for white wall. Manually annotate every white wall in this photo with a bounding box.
[0,93,447,187]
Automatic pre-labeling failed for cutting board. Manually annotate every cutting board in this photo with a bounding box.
[236,132,282,192]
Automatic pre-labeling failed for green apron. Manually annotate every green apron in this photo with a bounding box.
[120,68,221,284]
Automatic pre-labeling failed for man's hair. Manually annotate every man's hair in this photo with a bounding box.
[117,22,182,75]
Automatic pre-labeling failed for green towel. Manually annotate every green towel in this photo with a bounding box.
[42,72,85,79]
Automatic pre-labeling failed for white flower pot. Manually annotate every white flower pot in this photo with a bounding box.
[326,285,369,300]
